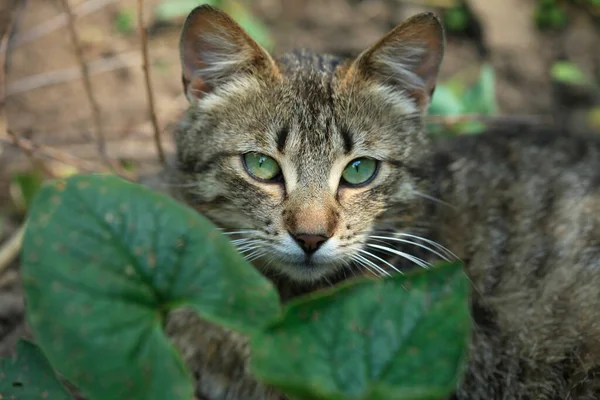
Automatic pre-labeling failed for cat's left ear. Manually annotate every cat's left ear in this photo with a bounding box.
[345,13,445,111]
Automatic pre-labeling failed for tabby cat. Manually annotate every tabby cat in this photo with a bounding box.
[163,5,600,400]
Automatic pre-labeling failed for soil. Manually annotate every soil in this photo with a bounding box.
[0,0,599,363]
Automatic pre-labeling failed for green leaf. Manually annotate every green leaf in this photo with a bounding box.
[450,120,487,135]
[154,0,221,22]
[0,339,73,399]
[21,173,281,400]
[114,9,135,35]
[429,84,464,116]
[443,6,471,33]
[534,3,568,30]
[251,263,470,400]
[221,1,273,51]
[550,61,592,86]
[461,64,497,115]
[154,0,272,51]
[11,169,44,212]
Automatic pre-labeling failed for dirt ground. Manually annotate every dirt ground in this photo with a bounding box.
[0,0,599,359]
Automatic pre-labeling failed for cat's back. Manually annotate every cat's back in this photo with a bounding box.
[432,126,600,399]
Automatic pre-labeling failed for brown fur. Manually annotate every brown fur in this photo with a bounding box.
[162,5,600,400]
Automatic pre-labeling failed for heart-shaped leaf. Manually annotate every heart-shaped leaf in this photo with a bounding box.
[251,263,470,400]
[461,64,497,115]
[0,339,73,400]
[429,84,464,116]
[21,173,281,400]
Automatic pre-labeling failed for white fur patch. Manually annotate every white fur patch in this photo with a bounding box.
[368,83,419,115]
[196,75,262,111]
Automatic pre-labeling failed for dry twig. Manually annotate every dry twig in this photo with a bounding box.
[0,0,116,54]
[59,0,113,170]
[137,0,166,167]
[0,133,106,172]
[6,130,56,177]
[5,51,141,96]
[0,224,25,275]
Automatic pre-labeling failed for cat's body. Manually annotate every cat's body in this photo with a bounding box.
[163,5,600,399]
[433,127,600,399]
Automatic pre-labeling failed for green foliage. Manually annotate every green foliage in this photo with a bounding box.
[428,64,498,136]
[251,263,470,400]
[551,61,593,86]
[221,1,273,51]
[534,0,600,30]
[0,339,73,399]
[154,0,273,50]
[114,9,135,35]
[442,4,472,33]
[461,65,497,115]
[535,1,568,30]
[10,168,44,213]
[155,0,221,21]
[10,173,471,400]
[21,174,281,400]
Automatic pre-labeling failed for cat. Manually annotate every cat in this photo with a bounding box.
[163,5,600,400]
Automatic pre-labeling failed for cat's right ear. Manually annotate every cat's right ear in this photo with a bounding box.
[344,13,445,111]
[179,5,278,104]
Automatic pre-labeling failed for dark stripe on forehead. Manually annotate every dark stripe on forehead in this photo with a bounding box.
[340,127,353,154]
[276,125,289,153]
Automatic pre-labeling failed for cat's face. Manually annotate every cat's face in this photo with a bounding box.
[175,5,444,282]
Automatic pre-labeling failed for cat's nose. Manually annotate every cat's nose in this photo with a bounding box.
[292,233,329,255]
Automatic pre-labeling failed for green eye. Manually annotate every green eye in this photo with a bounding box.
[243,152,282,182]
[341,157,379,186]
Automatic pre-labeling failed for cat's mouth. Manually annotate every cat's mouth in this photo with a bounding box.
[229,233,351,282]
[264,247,349,282]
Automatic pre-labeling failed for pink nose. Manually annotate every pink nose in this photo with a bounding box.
[292,234,329,255]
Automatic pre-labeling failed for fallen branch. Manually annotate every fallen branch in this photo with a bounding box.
[7,130,56,177]
[0,224,25,275]
[137,0,166,167]
[0,133,106,172]
[59,0,113,171]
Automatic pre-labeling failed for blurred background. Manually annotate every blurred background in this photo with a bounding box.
[0,0,599,354]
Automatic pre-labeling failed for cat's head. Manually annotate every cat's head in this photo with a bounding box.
[175,5,445,282]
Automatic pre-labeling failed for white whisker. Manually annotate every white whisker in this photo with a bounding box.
[230,238,261,245]
[356,248,403,275]
[246,250,267,263]
[237,246,260,254]
[222,230,261,236]
[367,243,432,269]
[371,230,460,261]
[350,255,384,278]
[393,233,460,261]
[412,190,456,209]
[353,253,391,277]
[369,235,452,262]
